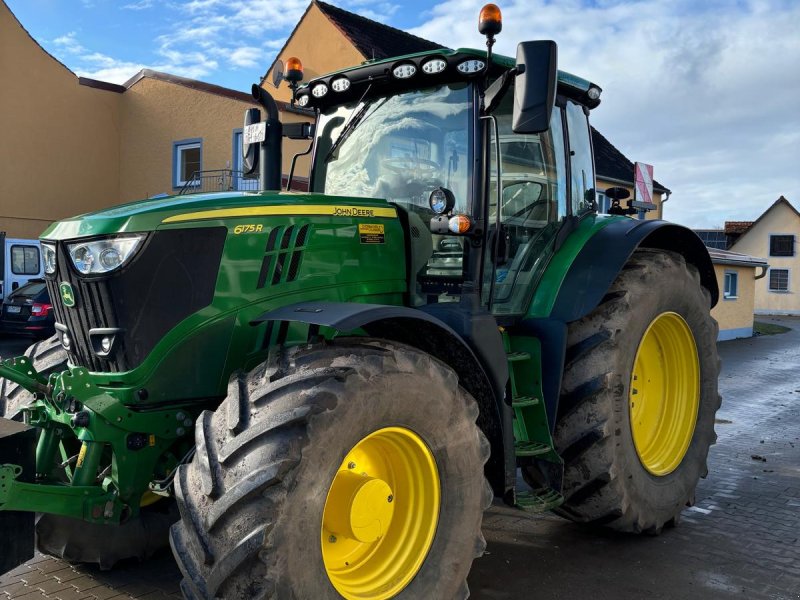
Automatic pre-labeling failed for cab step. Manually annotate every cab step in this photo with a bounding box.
[516,488,564,512]
[506,351,531,362]
[511,396,539,408]
[514,440,551,456]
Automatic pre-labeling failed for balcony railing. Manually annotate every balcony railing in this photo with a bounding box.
[179,170,259,195]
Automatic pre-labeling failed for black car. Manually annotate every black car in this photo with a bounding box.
[0,279,55,338]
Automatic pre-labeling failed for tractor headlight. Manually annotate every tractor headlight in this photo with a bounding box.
[42,243,57,274]
[67,234,144,275]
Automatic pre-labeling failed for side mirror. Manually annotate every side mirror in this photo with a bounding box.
[512,41,557,134]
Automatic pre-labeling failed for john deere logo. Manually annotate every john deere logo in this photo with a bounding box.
[59,282,76,307]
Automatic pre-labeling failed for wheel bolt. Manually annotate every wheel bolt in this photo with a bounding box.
[329,535,337,543]
[387,495,393,503]
[347,462,356,469]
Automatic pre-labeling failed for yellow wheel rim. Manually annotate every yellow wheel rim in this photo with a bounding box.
[321,427,440,599]
[630,312,700,476]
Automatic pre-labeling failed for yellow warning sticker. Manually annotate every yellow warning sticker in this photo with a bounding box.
[359,223,385,244]
[76,443,87,468]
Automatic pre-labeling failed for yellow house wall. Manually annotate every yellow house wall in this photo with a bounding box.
[730,202,800,315]
[119,78,256,201]
[262,3,365,104]
[0,1,121,238]
[711,264,758,339]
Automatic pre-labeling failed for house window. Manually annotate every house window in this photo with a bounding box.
[596,191,609,214]
[10,245,40,275]
[768,268,789,292]
[723,271,738,299]
[173,139,202,188]
[770,234,794,257]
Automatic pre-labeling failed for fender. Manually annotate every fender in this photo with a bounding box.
[252,301,512,496]
[520,218,718,431]
[550,218,718,323]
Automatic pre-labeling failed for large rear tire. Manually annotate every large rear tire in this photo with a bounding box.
[170,339,491,599]
[528,249,720,533]
[1,334,176,569]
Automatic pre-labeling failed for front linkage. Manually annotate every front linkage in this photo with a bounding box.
[0,355,198,525]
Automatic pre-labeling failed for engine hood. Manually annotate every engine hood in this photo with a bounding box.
[41,191,397,241]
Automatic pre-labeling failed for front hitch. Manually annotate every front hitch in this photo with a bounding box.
[0,418,36,575]
[0,356,51,397]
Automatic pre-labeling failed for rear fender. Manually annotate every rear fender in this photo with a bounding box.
[548,218,718,324]
[523,218,718,432]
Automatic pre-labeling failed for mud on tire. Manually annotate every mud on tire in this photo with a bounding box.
[170,339,492,599]
[527,249,721,533]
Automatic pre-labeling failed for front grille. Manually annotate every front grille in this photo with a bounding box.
[46,227,226,373]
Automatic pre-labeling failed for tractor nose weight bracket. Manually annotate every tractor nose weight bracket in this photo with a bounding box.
[0,418,36,575]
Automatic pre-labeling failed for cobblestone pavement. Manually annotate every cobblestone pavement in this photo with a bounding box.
[1,317,799,599]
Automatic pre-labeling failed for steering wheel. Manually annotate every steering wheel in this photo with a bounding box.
[381,157,440,178]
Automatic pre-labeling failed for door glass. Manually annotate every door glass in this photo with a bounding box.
[483,91,566,315]
[565,101,595,215]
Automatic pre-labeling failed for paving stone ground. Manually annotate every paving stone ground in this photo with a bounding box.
[1,316,799,599]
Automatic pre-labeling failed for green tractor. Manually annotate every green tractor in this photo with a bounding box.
[0,7,720,598]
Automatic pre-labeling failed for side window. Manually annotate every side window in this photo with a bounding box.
[484,91,567,314]
[565,102,595,215]
[173,138,202,188]
[11,245,40,275]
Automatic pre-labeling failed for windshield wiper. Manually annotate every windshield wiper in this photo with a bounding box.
[324,86,386,162]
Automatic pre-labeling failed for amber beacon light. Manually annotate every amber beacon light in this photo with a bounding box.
[479,3,502,36]
[285,57,304,84]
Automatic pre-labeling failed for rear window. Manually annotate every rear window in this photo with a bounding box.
[9,281,46,299]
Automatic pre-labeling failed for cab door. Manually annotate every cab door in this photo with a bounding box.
[483,92,568,315]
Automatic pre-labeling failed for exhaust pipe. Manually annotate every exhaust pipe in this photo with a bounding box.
[251,84,283,191]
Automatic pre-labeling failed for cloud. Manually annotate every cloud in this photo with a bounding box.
[53,32,218,84]
[52,32,85,55]
[411,0,800,227]
[122,0,154,9]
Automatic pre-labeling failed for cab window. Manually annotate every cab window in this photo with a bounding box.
[484,90,567,314]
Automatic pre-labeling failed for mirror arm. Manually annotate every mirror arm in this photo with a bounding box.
[483,67,518,114]
[287,141,313,192]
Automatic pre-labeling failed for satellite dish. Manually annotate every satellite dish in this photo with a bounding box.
[272,59,284,88]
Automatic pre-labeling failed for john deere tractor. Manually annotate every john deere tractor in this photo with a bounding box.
[0,6,720,598]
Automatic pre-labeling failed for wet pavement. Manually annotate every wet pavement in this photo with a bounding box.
[1,317,799,599]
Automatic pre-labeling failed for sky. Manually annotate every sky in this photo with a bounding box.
[7,0,799,228]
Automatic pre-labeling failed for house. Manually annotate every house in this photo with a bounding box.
[707,248,768,340]
[2,0,670,240]
[728,196,800,315]
[0,0,308,239]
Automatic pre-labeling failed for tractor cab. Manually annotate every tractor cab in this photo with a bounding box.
[279,34,603,319]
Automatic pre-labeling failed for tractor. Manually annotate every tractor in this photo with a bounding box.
[0,5,720,598]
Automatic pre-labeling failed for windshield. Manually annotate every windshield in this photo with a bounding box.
[313,83,473,216]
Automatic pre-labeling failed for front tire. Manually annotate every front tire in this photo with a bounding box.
[170,339,491,599]
[531,249,721,533]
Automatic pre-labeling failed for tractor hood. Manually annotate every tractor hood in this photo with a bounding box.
[41,191,397,240]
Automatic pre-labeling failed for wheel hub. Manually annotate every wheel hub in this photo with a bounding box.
[321,427,440,599]
[323,471,395,543]
[630,311,700,476]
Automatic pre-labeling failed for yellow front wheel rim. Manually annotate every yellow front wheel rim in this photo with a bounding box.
[321,427,440,599]
[630,312,700,476]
